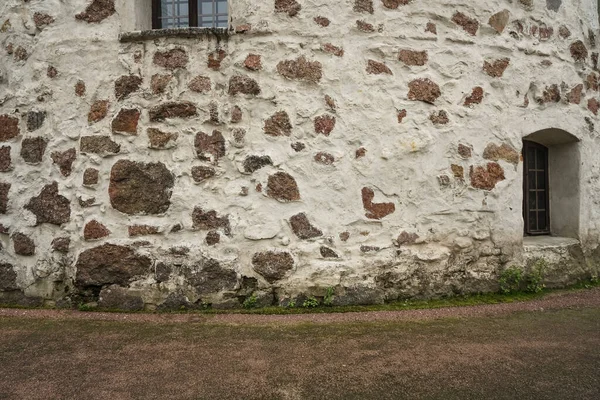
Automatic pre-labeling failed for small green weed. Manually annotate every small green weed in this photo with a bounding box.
[287,300,296,308]
[323,287,335,306]
[499,266,523,294]
[243,295,258,309]
[302,297,319,308]
[526,259,547,293]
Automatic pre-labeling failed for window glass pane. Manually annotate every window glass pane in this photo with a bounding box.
[162,0,174,17]
[529,211,537,231]
[201,1,213,14]
[537,191,546,211]
[538,211,547,231]
[217,1,227,14]
[528,190,536,210]
[527,148,536,169]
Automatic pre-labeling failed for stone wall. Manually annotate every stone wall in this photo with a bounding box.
[0,0,599,309]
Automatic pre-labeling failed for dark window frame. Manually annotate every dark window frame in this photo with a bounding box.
[523,140,551,236]
[152,0,229,29]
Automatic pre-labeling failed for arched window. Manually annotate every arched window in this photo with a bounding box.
[152,0,228,29]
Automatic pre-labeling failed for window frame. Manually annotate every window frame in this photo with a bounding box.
[522,140,551,236]
[152,0,229,29]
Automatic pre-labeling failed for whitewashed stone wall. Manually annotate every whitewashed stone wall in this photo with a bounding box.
[0,0,599,309]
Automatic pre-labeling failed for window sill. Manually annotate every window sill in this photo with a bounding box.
[119,27,229,43]
[523,236,580,250]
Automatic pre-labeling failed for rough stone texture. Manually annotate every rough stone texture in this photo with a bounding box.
[26,111,46,132]
[322,43,344,57]
[195,130,226,162]
[191,166,216,182]
[244,54,262,70]
[228,76,261,96]
[51,237,70,253]
[489,10,510,33]
[464,87,484,106]
[314,114,336,135]
[88,100,109,124]
[314,152,335,165]
[277,56,322,83]
[147,128,178,149]
[24,182,71,225]
[452,12,479,36]
[425,22,437,34]
[80,136,120,156]
[0,182,9,214]
[458,144,472,159]
[470,163,505,190]
[588,98,599,115]
[366,60,392,75]
[567,84,583,105]
[13,233,35,256]
[275,0,302,17]
[20,137,47,164]
[111,108,140,135]
[192,208,231,235]
[84,220,111,241]
[383,0,412,9]
[206,231,220,245]
[149,102,197,122]
[128,225,159,237]
[570,41,588,62]
[267,172,300,202]
[188,76,211,93]
[264,111,292,136]
[153,48,188,70]
[115,75,142,100]
[74,244,151,290]
[408,78,441,104]
[207,49,226,71]
[290,213,323,239]
[75,0,116,23]
[357,20,375,32]
[397,109,407,123]
[83,168,99,186]
[108,160,175,215]
[0,115,19,141]
[320,246,339,258]
[430,110,449,125]
[362,187,395,220]
[34,12,55,29]
[398,50,428,66]
[51,148,77,177]
[151,74,172,94]
[353,0,373,14]
[243,155,273,173]
[0,146,11,172]
[231,106,243,123]
[483,143,520,165]
[75,80,86,97]
[252,251,294,283]
[483,59,510,77]
[98,285,144,311]
[314,16,330,27]
[0,263,18,291]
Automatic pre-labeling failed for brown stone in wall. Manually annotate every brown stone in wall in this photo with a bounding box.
[228,75,261,96]
[51,148,77,177]
[33,12,55,29]
[464,86,484,106]
[47,66,58,78]
[206,231,220,245]
[398,50,428,66]
[407,78,441,104]
[539,25,553,41]
[488,10,510,33]
[88,100,109,124]
[452,12,479,35]
[109,160,175,215]
[425,22,437,34]
[75,243,152,289]
[80,136,120,155]
[383,0,411,9]
[357,20,375,32]
[290,213,323,239]
[314,16,330,27]
[362,187,395,220]
[264,111,292,136]
[586,73,598,91]
[235,24,251,33]
[153,48,188,70]
[151,74,172,94]
[191,166,216,182]
[470,163,505,190]
[233,129,246,146]
[244,54,262,70]
[128,225,160,237]
[52,237,71,253]
[0,115,19,141]
[26,111,46,132]
[558,26,571,39]
[353,0,373,14]
[149,102,197,122]
[115,75,142,100]
[314,152,335,165]
[0,182,9,214]
[83,168,99,186]
[366,60,392,75]
[483,58,510,77]
[0,263,17,290]
[243,155,273,173]
[567,84,583,104]
[75,80,86,97]
[451,164,464,179]
[75,0,116,23]
[84,220,110,241]
[192,208,231,234]
[314,114,336,136]
[13,233,34,256]
[194,130,226,162]
[430,110,449,125]
[396,231,419,246]
[207,49,226,70]
[231,106,243,123]
[252,251,294,283]
[20,137,48,164]
[0,146,11,172]
[320,246,339,258]
[588,98,599,115]
[291,142,305,152]
[147,128,178,149]
[458,144,472,158]
[13,46,27,61]
[356,147,367,158]
[325,95,336,110]
[188,75,211,93]
[25,182,71,225]
[483,143,520,165]
[397,109,407,123]
[277,56,322,83]
[322,43,344,57]
[111,108,140,135]
[570,40,588,62]
[275,0,302,17]
[542,84,561,103]
[267,172,300,202]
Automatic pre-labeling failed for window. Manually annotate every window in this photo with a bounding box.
[152,0,228,29]
[523,140,550,236]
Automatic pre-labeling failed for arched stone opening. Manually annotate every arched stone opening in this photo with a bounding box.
[522,128,580,239]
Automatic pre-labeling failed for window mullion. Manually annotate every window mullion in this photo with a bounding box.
[190,0,198,27]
